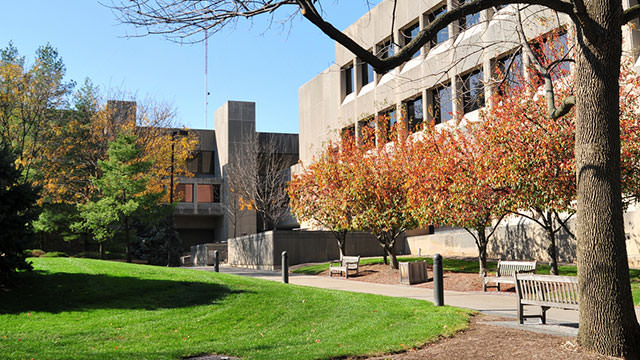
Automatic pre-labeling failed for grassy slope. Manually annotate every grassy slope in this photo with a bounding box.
[0,258,469,360]
[293,257,640,305]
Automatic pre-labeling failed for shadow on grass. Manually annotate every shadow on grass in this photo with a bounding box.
[0,270,246,314]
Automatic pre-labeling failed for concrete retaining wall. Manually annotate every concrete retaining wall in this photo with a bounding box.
[228,230,408,270]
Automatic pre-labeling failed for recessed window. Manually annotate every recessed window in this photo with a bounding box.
[341,125,356,143]
[529,30,571,84]
[495,51,523,96]
[461,69,485,113]
[459,0,480,30]
[379,107,398,142]
[197,184,221,203]
[176,183,193,203]
[376,39,394,75]
[342,63,354,96]
[430,83,453,124]
[401,22,420,58]
[187,151,215,175]
[404,96,424,133]
[428,5,449,46]
[360,59,374,87]
[357,117,376,147]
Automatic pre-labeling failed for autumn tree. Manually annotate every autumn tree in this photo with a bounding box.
[74,132,163,261]
[407,124,510,276]
[288,139,356,259]
[112,0,640,355]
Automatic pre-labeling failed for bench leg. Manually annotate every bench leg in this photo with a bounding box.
[497,283,501,292]
[483,281,486,292]
[541,306,549,325]
[517,302,524,325]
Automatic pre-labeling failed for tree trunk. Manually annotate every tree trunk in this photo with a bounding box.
[99,242,104,260]
[387,245,399,269]
[125,217,132,263]
[335,231,347,259]
[574,2,640,356]
[545,226,558,275]
[475,226,488,276]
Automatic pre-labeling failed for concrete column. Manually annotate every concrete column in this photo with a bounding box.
[483,57,495,109]
[447,0,460,40]
[451,74,463,120]
[423,88,432,125]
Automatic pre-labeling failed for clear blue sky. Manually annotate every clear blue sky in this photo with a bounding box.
[0,1,381,133]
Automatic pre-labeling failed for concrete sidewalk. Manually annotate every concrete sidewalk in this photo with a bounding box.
[193,265,640,337]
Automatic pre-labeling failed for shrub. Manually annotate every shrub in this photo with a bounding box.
[40,251,69,258]
[24,249,46,258]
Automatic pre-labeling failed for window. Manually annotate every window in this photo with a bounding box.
[379,107,398,142]
[495,51,523,95]
[401,22,420,58]
[357,117,376,147]
[461,69,485,113]
[376,39,394,75]
[430,83,453,124]
[360,59,374,87]
[428,5,449,46]
[197,184,221,203]
[176,183,193,202]
[341,125,356,143]
[342,63,354,96]
[405,96,424,133]
[459,0,480,30]
[529,30,571,84]
[187,151,215,175]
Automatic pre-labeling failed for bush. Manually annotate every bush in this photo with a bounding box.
[24,249,46,258]
[40,251,69,258]
[73,251,100,259]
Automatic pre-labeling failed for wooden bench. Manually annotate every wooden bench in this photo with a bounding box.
[483,260,537,291]
[329,256,360,278]
[514,272,579,324]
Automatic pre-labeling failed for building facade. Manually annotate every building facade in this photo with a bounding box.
[297,0,640,265]
[173,101,298,250]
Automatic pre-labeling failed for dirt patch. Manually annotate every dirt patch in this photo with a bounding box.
[353,314,613,360]
[319,263,515,293]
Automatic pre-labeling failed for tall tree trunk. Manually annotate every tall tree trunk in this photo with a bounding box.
[99,242,104,260]
[334,231,347,259]
[475,225,488,276]
[125,217,131,263]
[574,2,640,356]
[545,226,558,275]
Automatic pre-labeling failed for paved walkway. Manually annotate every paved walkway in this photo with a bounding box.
[192,265,640,338]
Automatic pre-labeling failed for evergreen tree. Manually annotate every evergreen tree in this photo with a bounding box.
[0,144,39,284]
[74,132,163,261]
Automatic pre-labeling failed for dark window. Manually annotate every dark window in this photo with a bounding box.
[343,64,354,95]
[529,30,570,83]
[405,96,424,133]
[357,117,376,147]
[197,184,221,203]
[360,59,374,87]
[176,183,193,203]
[430,83,453,124]
[461,69,485,113]
[459,0,480,30]
[341,125,356,143]
[379,107,398,142]
[428,5,449,46]
[187,151,215,175]
[495,51,523,95]
[401,22,420,58]
[376,39,394,75]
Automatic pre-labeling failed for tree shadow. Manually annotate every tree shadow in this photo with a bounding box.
[0,270,247,314]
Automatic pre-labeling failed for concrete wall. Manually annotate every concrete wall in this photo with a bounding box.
[228,230,408,270]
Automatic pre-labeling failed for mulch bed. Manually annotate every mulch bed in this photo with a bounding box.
[317,262,515,292]
[352,314,612,360]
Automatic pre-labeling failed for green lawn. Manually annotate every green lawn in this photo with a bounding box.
[293,257,640,305]
[0,258,470,360]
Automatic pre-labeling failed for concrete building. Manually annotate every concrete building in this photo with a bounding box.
[172,101,298,250]
[296,0,640,265]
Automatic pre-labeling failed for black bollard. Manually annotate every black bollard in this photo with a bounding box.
[433,253,444,306]
[282,251,289,284]
[214,250,219,273]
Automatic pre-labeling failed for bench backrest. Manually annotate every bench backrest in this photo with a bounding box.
[341,256,360,269]
[514,273,579,306]
[497,260,537,277]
